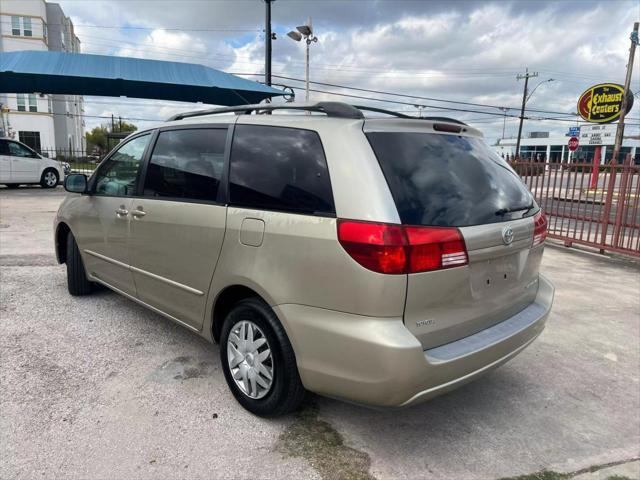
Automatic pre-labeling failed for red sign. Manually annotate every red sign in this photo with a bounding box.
[568,136,579,151]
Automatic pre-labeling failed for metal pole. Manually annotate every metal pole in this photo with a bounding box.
[515,69,537,158]
[264,0,273,87]
[500,108,507,139]
[305,39,310,102]
[611,21,638,165]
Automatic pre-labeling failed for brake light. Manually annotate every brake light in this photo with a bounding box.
[337,220,468,274]
[532,211,547,247]
[337,221,406,274]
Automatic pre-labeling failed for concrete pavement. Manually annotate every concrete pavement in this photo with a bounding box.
[1,187,639,480]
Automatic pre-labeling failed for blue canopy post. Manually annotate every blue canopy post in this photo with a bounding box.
[0,50,284,106]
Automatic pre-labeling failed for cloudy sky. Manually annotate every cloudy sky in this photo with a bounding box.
[54,0,640,142]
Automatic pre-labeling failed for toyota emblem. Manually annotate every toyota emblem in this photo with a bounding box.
[502,226,514,245]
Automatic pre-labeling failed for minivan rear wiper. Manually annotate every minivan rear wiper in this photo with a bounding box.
[495,202,535,216]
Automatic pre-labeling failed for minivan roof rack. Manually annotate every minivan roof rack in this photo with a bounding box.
[353,105,468,126]
[168,101,467,126]
[168,101,364,121]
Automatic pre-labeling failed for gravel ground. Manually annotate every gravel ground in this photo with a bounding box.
[1,187,639,480]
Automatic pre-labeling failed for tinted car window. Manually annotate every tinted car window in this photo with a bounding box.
[366,132,535,226]
[0,140,8,155]
[229,125,334,215]
[94,134,151,196]
[143,128,227,202]
[8,141,37,158]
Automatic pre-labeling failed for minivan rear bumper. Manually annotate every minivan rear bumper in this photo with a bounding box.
[274,274,554,408]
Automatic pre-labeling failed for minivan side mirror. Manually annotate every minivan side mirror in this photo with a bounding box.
[64,174,88,194]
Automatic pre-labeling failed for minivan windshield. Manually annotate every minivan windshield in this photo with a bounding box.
[365,131,537,227]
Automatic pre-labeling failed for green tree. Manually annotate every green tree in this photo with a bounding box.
[85,120,137,154]
[85,125,108,153]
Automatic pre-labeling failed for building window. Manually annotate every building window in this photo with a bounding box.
[16,94,26,112]
[22,17,32,37]
[28,94,38,112]
[11,16,20,36]
[18,132,42,152]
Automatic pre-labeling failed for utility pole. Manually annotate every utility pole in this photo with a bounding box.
[611,21,639,165]
[264,0,274,87]
[515,68,538,158]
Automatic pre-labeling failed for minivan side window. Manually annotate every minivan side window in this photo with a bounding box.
[7,141,37,158]
[94,134,151,197]
[143,128,227,202]
[229,125,335,215]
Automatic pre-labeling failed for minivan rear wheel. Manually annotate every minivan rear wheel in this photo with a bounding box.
[220,297,305,416]
[66,232,94,296]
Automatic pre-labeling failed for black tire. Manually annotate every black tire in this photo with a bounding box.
[40,168,59,188]
[5,184,20,189]
[66,232,93,296]
[220,297,306,417]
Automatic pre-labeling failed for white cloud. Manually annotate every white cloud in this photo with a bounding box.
[116,29,207,61]
[62,0,638,142]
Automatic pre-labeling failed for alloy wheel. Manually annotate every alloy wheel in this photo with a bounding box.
[44,171,57,187]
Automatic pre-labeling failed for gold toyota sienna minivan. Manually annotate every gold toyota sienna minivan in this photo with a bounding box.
[55,102,554,416]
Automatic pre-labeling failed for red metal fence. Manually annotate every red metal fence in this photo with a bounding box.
[511,154,640,257]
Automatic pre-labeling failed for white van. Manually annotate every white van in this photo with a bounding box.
[0,138,66,188]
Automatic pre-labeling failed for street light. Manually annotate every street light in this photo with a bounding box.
[515,74,554,158]
[287,17,318,102]
[526,78,555,102]
[499,107,508,140]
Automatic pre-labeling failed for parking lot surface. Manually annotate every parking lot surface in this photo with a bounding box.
[1,187,639,480]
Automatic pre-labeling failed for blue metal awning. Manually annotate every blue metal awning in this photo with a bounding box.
[0,50,283,105]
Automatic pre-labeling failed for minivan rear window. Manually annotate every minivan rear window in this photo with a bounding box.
[365,132,536,227]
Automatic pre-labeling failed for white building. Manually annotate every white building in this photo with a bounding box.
[494,123,639,165]
[0,0,85,154]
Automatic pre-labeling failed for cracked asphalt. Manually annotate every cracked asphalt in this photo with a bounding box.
[1,187,639,480]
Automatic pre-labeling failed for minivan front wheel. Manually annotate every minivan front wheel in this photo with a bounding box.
[220,298,305,416]
[40,169,59,188]
[66,232,94,296]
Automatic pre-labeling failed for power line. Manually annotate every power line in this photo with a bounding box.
[0,20,260,32]
[5,103,161,122]
[9,26,628,86]
[291,86,640,125]
[270,74,579,117]
[2,28,530,78]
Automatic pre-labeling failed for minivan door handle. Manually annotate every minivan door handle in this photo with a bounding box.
[115,206,129,217]
[131,207,146,218]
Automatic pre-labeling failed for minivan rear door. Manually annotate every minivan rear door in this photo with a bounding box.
[364,121,544,350]
[7,141,40,183]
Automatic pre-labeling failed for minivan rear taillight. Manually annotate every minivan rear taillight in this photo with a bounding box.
[337,220,468,274]
[532,211,547,247]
